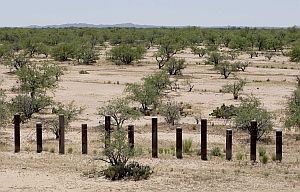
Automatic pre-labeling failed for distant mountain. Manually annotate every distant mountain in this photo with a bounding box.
[25,23,162,29]
[23,23,299,29]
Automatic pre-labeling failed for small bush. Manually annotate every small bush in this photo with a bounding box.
[234,96,273,140]
[103,161,152,181]
[79,70,89,74]
[258,147,267,157]
[210,104,237,119]
[108,44,145,65]
[164,57,186,75]
[260,154,269,164]
[236,151,243,160]
[101,129,152,181]
[211,147,222,156]
[271,153,276,161]
[159,148,164,154]
[221,79,246,100]
[183,139,193,154]
[296,135,300,141]
[285,88,300,130]
[68,147,73,154]
[124,161,152,181]
[159,101,181,125]
[0,89,10,126]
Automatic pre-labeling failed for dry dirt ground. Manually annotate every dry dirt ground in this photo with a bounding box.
[1,47,300,191]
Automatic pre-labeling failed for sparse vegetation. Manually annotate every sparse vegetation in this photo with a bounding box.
[100,129,152,181]
[211,147,222,157]
[98,97,141,129]
[183,138,193,154]
[159,101,181,125]
[108,44,145,65]
[285,88,300,130]
[234,96,273,140]
[210,104,237,119]
[221,79,246,99]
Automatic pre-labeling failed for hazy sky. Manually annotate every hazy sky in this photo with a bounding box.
[0,0,299,27]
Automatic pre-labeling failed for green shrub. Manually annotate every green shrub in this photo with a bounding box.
[260,154,269,164]
[258,147,267,157]
[10,94,52,122]
[208,51,223,65]
[108,44,145,65]
[103,161,152,181]
[285,88,300,130]
[101,129,152,181]
[0,89,10,126]
[211,147,222,156]
[183,138,193,154]
[47,101,83,139]
[214,61,237,79]
[124,161,152,181]
[234,96,273,140]
[164,57,186,75]
[289,43,300,62]
[75,45,98,64]
[125,71,170,114]
[159,148,164,154]
[209,104,237,119]
[221,79,246,100]
[52,43,76,61]
[159,101,181,125]
[271,153,276,161]
[236,151,243,161]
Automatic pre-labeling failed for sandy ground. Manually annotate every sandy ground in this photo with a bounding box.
[1,47,300,191]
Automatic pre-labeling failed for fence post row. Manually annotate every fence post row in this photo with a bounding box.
[59,114,65,154]
[14,114,21,153]
[82,124,88,154]
[250,120,257,162]
[176,127,183,159]
[105,116,111,148]
[276,129,282,162]
[152,117,158,158]
[201,119,208,160]
[11,115,283,162]
[226,129,232,161]
[36,122,43,153]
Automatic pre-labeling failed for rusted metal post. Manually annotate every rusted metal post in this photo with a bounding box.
[36,122,43,153]
[59,114,65,154]
[250,120,257,161]
[128,124,134,151]
[104,116,111,148]
[176,127,183,159]
[226,129,232,160]
[276,129,282,161]
[152,117,158,158]
[82,124,88,154]
[201,119,207,160]
[14,114,21,153]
